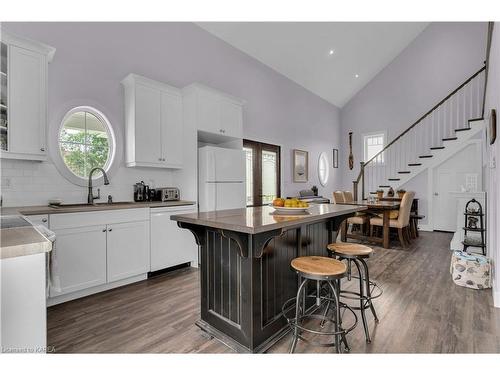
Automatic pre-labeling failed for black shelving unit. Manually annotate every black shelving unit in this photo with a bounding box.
[462,198,486,255]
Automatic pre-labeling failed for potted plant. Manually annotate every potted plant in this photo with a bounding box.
[397,189,406,198]
[376,189,384,199]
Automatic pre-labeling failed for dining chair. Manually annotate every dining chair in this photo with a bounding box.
[332,191,345,204]
[369,191,415,248]
[339,190,369,237]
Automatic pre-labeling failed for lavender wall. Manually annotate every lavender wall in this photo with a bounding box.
[338,22,487,226]
[1,22,340,206]
[484,23,500,307]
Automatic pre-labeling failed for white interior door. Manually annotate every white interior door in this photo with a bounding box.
[433,170,457,231]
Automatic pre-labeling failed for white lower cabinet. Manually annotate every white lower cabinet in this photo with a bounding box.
[50,225,107,297]
[47,208,151,303]
[107,221,150,282]
[150,206,198,272]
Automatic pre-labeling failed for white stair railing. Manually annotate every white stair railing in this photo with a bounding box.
[354,66,485,199]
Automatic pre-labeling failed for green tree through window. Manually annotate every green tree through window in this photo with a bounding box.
[59,110,111,178]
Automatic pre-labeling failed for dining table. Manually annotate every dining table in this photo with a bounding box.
[341,200,401,248]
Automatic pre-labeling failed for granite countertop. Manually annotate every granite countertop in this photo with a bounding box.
[0,200,197,216]
[0,216,53,259]
[171,204,367,234]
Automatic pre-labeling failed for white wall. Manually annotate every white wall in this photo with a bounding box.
[339,22,487,226]
[483,23,500,307]
[0,23,341,207]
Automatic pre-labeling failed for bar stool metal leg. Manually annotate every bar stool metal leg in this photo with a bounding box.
[360,258,379,323]
[290,277,308,353]
[352,258,371,343]
[326,281,341,353]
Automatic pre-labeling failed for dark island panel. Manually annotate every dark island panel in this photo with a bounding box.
[174,204,365,352]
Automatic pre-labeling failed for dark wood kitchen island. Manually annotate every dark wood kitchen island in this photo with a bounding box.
[171,204,366,353]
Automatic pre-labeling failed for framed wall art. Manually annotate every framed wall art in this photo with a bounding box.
[293,149,308,182]
[332,148,338,168]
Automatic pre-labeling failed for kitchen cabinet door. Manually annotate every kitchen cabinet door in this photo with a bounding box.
[197,87,221,135]
[219,98,243,138]
[50,225,107,296]
[161,90,183,168]
[150,207,197,271]
[106,220,150,282]
[8,45,46,157]
[134,83,162,165]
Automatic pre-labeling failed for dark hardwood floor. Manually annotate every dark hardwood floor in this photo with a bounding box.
[47,231,500,353]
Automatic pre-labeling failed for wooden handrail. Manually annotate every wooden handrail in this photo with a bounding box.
[354,64,486,186]
[482,22,494,118]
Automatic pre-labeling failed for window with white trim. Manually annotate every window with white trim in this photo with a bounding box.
[363,132,385,164]
[55,106,115,185]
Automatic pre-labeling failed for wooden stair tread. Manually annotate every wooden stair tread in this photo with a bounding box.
[398,171,411,174]
[408,163,422,166]
[387,179,400,181]
[379,185,391,187]
[419,155,433,158]
[455,128,471,132]
[327,242,373,257]
[291,256,346,276]
[442,137,458,141]
[430,146,445,150]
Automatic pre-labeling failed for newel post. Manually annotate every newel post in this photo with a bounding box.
[360,161,365,200]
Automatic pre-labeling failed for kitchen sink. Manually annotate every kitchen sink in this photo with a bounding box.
[49,201,135,208]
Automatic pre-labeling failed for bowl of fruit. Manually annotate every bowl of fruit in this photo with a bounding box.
[271,198,310,214]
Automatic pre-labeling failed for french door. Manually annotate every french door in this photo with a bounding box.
[243,139,281,207]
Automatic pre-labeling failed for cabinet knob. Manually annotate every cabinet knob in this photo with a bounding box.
[163,158,166,161]
[102,229,106,232]
[40,147,45,152]
[108,228,112,232]
[42,218,47,223]
[158,158,162,161]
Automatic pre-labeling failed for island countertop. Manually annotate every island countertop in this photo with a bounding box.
[171,203,367,234]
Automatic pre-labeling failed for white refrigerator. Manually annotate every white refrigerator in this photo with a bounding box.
[198,146,246,212]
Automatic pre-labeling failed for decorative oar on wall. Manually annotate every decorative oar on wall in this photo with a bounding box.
[348,131,354,170]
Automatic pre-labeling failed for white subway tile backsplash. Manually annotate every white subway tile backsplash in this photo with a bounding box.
[1,159,174,207]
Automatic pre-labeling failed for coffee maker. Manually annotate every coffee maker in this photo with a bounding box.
[134,181,152,202]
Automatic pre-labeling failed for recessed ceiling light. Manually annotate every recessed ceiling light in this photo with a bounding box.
[355,74,359,78]
[328,49,335,55]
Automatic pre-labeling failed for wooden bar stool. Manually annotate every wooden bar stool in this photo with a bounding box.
[282,256,358,353]
[327,243,382,343]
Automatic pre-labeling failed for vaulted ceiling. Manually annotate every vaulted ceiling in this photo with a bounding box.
[197,22,429,107]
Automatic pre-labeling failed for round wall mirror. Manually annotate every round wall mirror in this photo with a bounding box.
[318,152,329,187]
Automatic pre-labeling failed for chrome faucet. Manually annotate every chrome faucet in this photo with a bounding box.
[88,167,110,204]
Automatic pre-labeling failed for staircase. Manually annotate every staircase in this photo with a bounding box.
[353,66,487,199]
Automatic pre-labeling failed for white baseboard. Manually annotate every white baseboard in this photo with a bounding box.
[47,274,148,306]
[493,287,500,308]
[418,224,433,232]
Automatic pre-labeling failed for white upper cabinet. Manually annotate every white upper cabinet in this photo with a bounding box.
[122,74,183,169]
[183,83,243,139]
[0,31,55,161]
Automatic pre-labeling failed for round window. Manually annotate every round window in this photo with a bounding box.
[55,106,115,185]
[318,152,329,187]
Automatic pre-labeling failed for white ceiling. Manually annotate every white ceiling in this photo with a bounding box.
[197,22,429,108]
